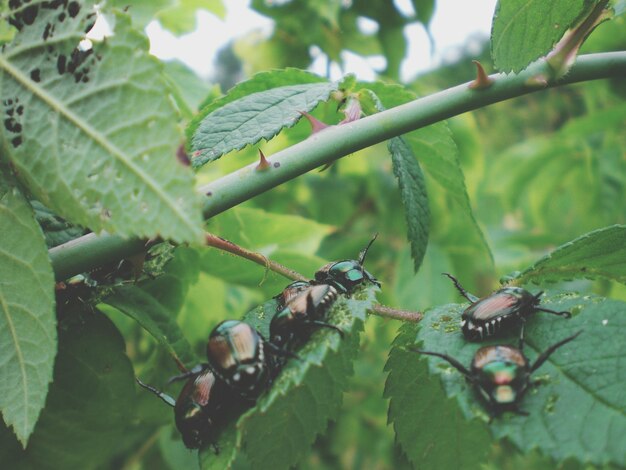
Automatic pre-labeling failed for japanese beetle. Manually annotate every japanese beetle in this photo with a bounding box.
[314,234,381,294]
[275,280,312,308]
[270,283,343,350]
[136,366,228,451]
[444,273,571,341]
[413,331,581,418]
[206,320,274,400]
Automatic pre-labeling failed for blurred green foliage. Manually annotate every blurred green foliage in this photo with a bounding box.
[1,0,625,469]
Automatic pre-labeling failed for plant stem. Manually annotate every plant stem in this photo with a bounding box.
[204,233,423,322]
[371,305,423,322]
[49,52,626,281]
[204,233,308,282]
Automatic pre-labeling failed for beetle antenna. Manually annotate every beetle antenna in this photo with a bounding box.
[441,273,478,303]
[535,306,572,318]
[409,348,472,378]
[309,319,345,337]
[530,330,582,373]
[358,233,378,266]
[136,378,176,407]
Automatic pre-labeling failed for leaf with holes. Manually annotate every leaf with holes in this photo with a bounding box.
[200,287,377,469]
[491,0,602,72]
[404,294,626,466]
[189,69,337,167]
[0,3,203,243]
[514,225,626,286]
[0,168,56,447]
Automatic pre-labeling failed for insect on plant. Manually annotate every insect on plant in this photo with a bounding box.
[412,331,582,419]
[443,273,571,341]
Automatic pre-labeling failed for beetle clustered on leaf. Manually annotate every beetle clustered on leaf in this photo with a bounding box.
[413,274,576,419]
[137,236,380,451]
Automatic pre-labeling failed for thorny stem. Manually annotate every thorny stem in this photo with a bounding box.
[204,233,307,283]
[371,305,423,322]
[49,52,626,281]
[204,233,422,322]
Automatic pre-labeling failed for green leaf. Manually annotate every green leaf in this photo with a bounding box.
[200,287,377,469]
[413,294,626,467]
[514,225,626,285]
[208,206,333,251]
[392,243,457,312]
[197,206,332,294]
[103,284,196,367]
[30,200,85,248]
[190,70,337,167]
[0,169,55,447]
[159,425,201,470]
[108,0,173,28]
[385,323,491,469]
[162,60,216,120]
[491,0,601,72]
[412,0,436,25]
[0,5,204,243]
[189,68,327,141]
[388,137,430,273]
[157,0,226,35]
[110,0,224,33]
[362,81,493,266]
[0,309,136,468]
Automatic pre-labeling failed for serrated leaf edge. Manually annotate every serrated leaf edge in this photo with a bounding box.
[0,54,202,241]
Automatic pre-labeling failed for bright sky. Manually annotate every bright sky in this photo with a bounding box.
[146,0,498,82]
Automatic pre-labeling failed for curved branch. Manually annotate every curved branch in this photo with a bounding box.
[49,52,626,281]
[204,233,423,322]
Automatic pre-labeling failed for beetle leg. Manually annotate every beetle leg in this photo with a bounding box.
[136,378,176,407]
[409,348,473,379]
[536,306,572,318]
[518,320,526,351]
[530,330,582,373]
[207,440,220,455]
[265,340,302,361]
[308,320,345,338]
[442,273,479,302]
[167,364,207,384]
[512,406,529,417]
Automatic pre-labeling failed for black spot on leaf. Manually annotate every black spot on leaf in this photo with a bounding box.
[30,68,41,82]
[58,12,66,21]
[68,1,79,18]
[67,47,92,74]
[16,105,24,116]
[12,136,22,148]
[57,54,66,74]
[4,118,22,133]
[21,4,39,25]
[43,22,54,40]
